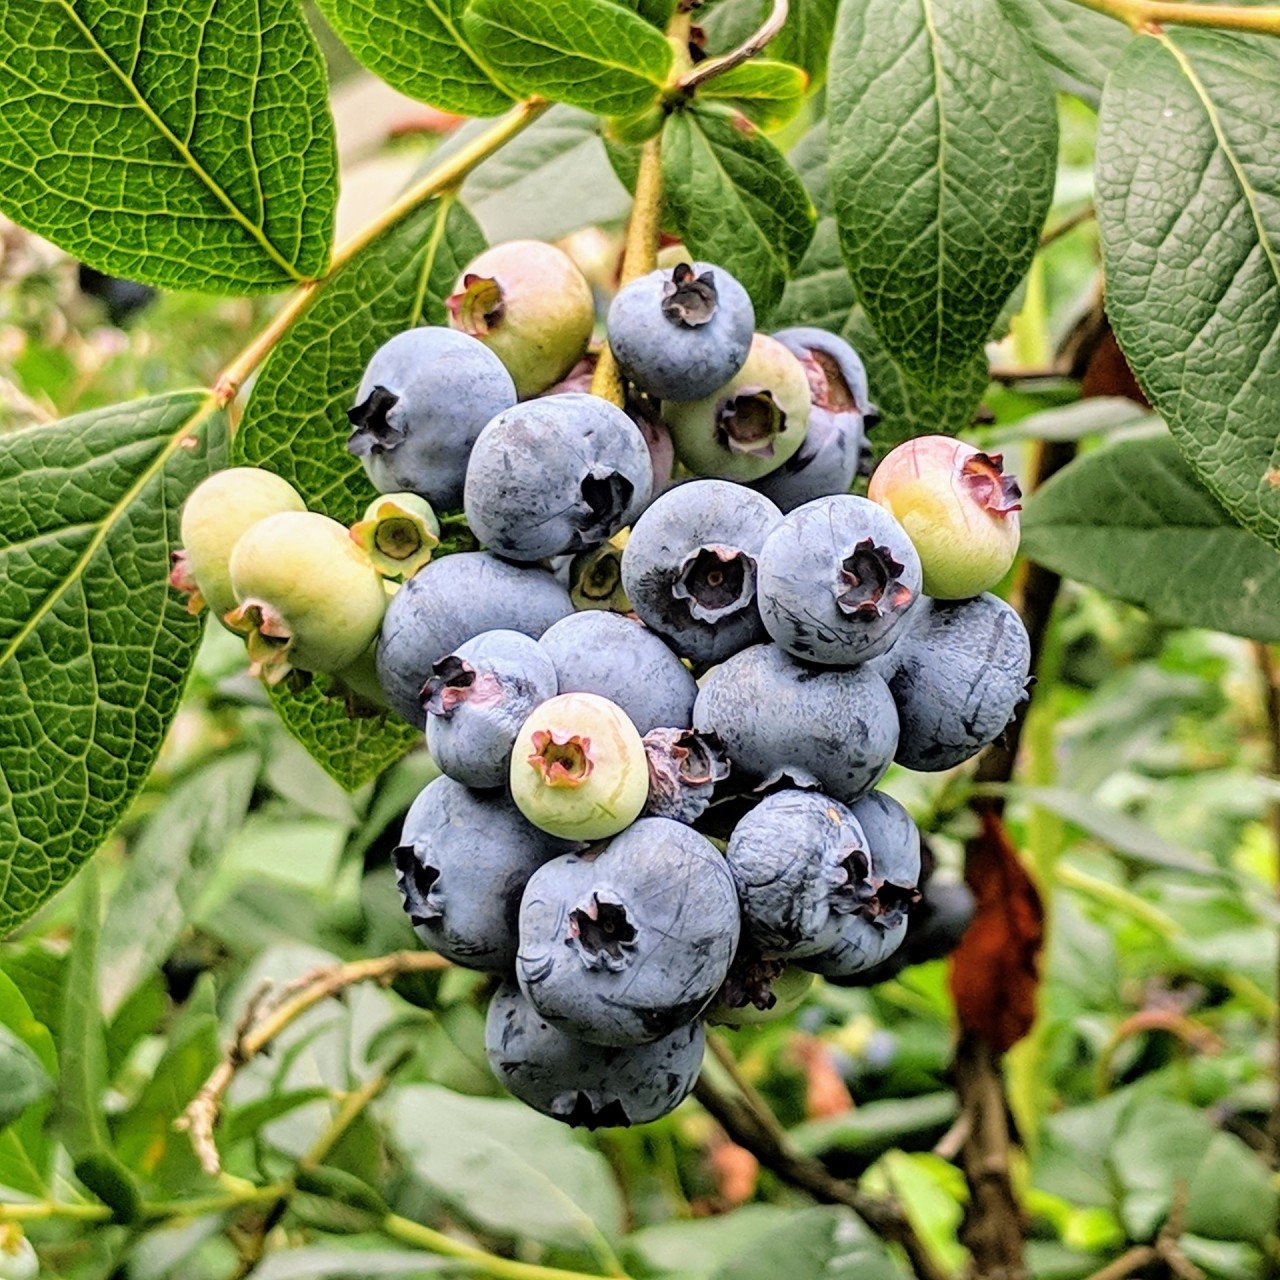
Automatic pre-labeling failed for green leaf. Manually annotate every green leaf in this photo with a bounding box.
[236,196,482,523]
[701,0,840,90]
[710,1206,906,1280]
[828,0,1057,390]
[390,1084,624,1254]
[313,0,513,117]
[997,0,1131,104]
[0,0,336,293]
[0,390,225,935]
[253,1251,450,1279]
[1183,1132,1276,1247]
[1096,29,1280,550]
[0,1027,52,1130]
[463,0,673,117]
[697,60,810,131]
[99,752,260,1017]
[0,973,56,1198]
[1022,434,1280,641]
[623,0,678,26]
[661,104,816,313]
[788,1093,959,1161]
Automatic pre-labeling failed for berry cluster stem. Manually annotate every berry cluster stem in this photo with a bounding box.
[213,98,550,406]
[676,0,789,90]
[1067,0,1280,33]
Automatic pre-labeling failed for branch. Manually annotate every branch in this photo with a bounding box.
[178,950,449,1176]
[1068,0,1280,35]
[692,1074,951,1280]
[678,0,790,90]
[213,98,550,405]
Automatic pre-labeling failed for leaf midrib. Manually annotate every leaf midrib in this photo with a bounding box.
[920,0,949,386]
[53,0,307,283]
[0,393,218,672]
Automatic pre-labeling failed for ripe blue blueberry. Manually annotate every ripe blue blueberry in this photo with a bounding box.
[800,914,908,980]
[394,777,571,972]
[464,393,653,562]
[517,817,740,1046]
[847,791,922,925]
[882,593,1032,771]
[376,551,572,728]
[347,327,517,509]
[642,727,730,824]
[693,643,899,804]
[423,629,558,789]
[485,981,705,1129]
[537,611,696,734]
[756,494,923,666]
[752,327,874,513]
[606,261,755,402]
[621,479,782,664]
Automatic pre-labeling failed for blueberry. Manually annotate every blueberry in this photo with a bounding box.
[663,334,811,482]
[724,789,870,957]
[621,479,782,664]
[423,629,558,789]
[171,467,305,621]
[448,240,595,398]
[881,593,1031,771]
[606,261,754,402]
[376,552,572,728]
[347,328,517,509]
[465,393,653,562]
[800,915,908,980]
[756,494,923,666]
[706,956,814,1027]
[485,981,705,1128]
[869,435,1022,599]
[693,643,898,804]
[751,327,874,513]
[394,778,570,972]
[847,791,922,926]
[642,727,730,823]
[348,492,440,581]
[517,817,740,1045]
[538,612,696,734]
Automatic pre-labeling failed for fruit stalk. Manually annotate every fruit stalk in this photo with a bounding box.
[213,98,550,406]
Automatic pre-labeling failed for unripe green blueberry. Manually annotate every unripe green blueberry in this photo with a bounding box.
[447,240,595,398]
[170,467,305,619]
[663,333,810,481]
[510,693,648,841]
[868,436,1021,599]
[349,492,440,581]
[226,511,387,683]
[568,529,632,612]
[706,960,815,1027]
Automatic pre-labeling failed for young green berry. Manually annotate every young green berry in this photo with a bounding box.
[568,530,631,612]
[349,493,440,581]
[510,693,648,841]
[706,957,814,1027]
[447,240,595,397]
[0,1227,36,1280]
[226,511,386,683]
[663,333,811,481]
[868,436,1022,599]
[169,467,305,619]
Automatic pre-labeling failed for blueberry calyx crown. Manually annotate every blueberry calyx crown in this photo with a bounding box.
[571,542,625,604]
[447,273,506,336]
[168,549,204,615]
[835,539,915,619]
[421,654,476,717]
[558,1093,631,1130]
[715,388,785,458]
[672,544,756,623]
[574,471,635,550]
[393,844,444,925]
[661,263,718,328]
[961,451,1022,516]
[223,599,295,683]
[529,729,594,787]
[719,954,787,1011]
[568,893,636,971]
[347,386,405,456]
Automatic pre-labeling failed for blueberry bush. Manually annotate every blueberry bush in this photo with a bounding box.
[0,1,1278,1278]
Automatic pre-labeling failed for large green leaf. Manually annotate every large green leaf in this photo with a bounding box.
[997,0,1131,104]
[313,0,513,117]
[463,0,672,117]
[701,0,840,89]
[661,104,816,313]
[0,391,224,935]
[1022,434,1280,641]
[828,0,1057,391]
[0,973,56,1198]
[0,0,336,293]
[710,1206,907,1280]
[1096,29,1280,550]
[0,1027,52,1130]
[697,60,810,131]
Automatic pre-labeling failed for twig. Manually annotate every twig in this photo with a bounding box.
[178,950,449,1176]
[706,1033,789,1148]
[1039,202,1095,249]
[212,98,549,405]
[1256,642,1280,1170]
[1079,1245,1158,1280]
[678,0,790,90]
[692,1075,951,1280]
[1069,0,1280,33]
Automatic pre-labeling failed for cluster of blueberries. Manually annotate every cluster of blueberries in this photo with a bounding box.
[172,240,1030,1130]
